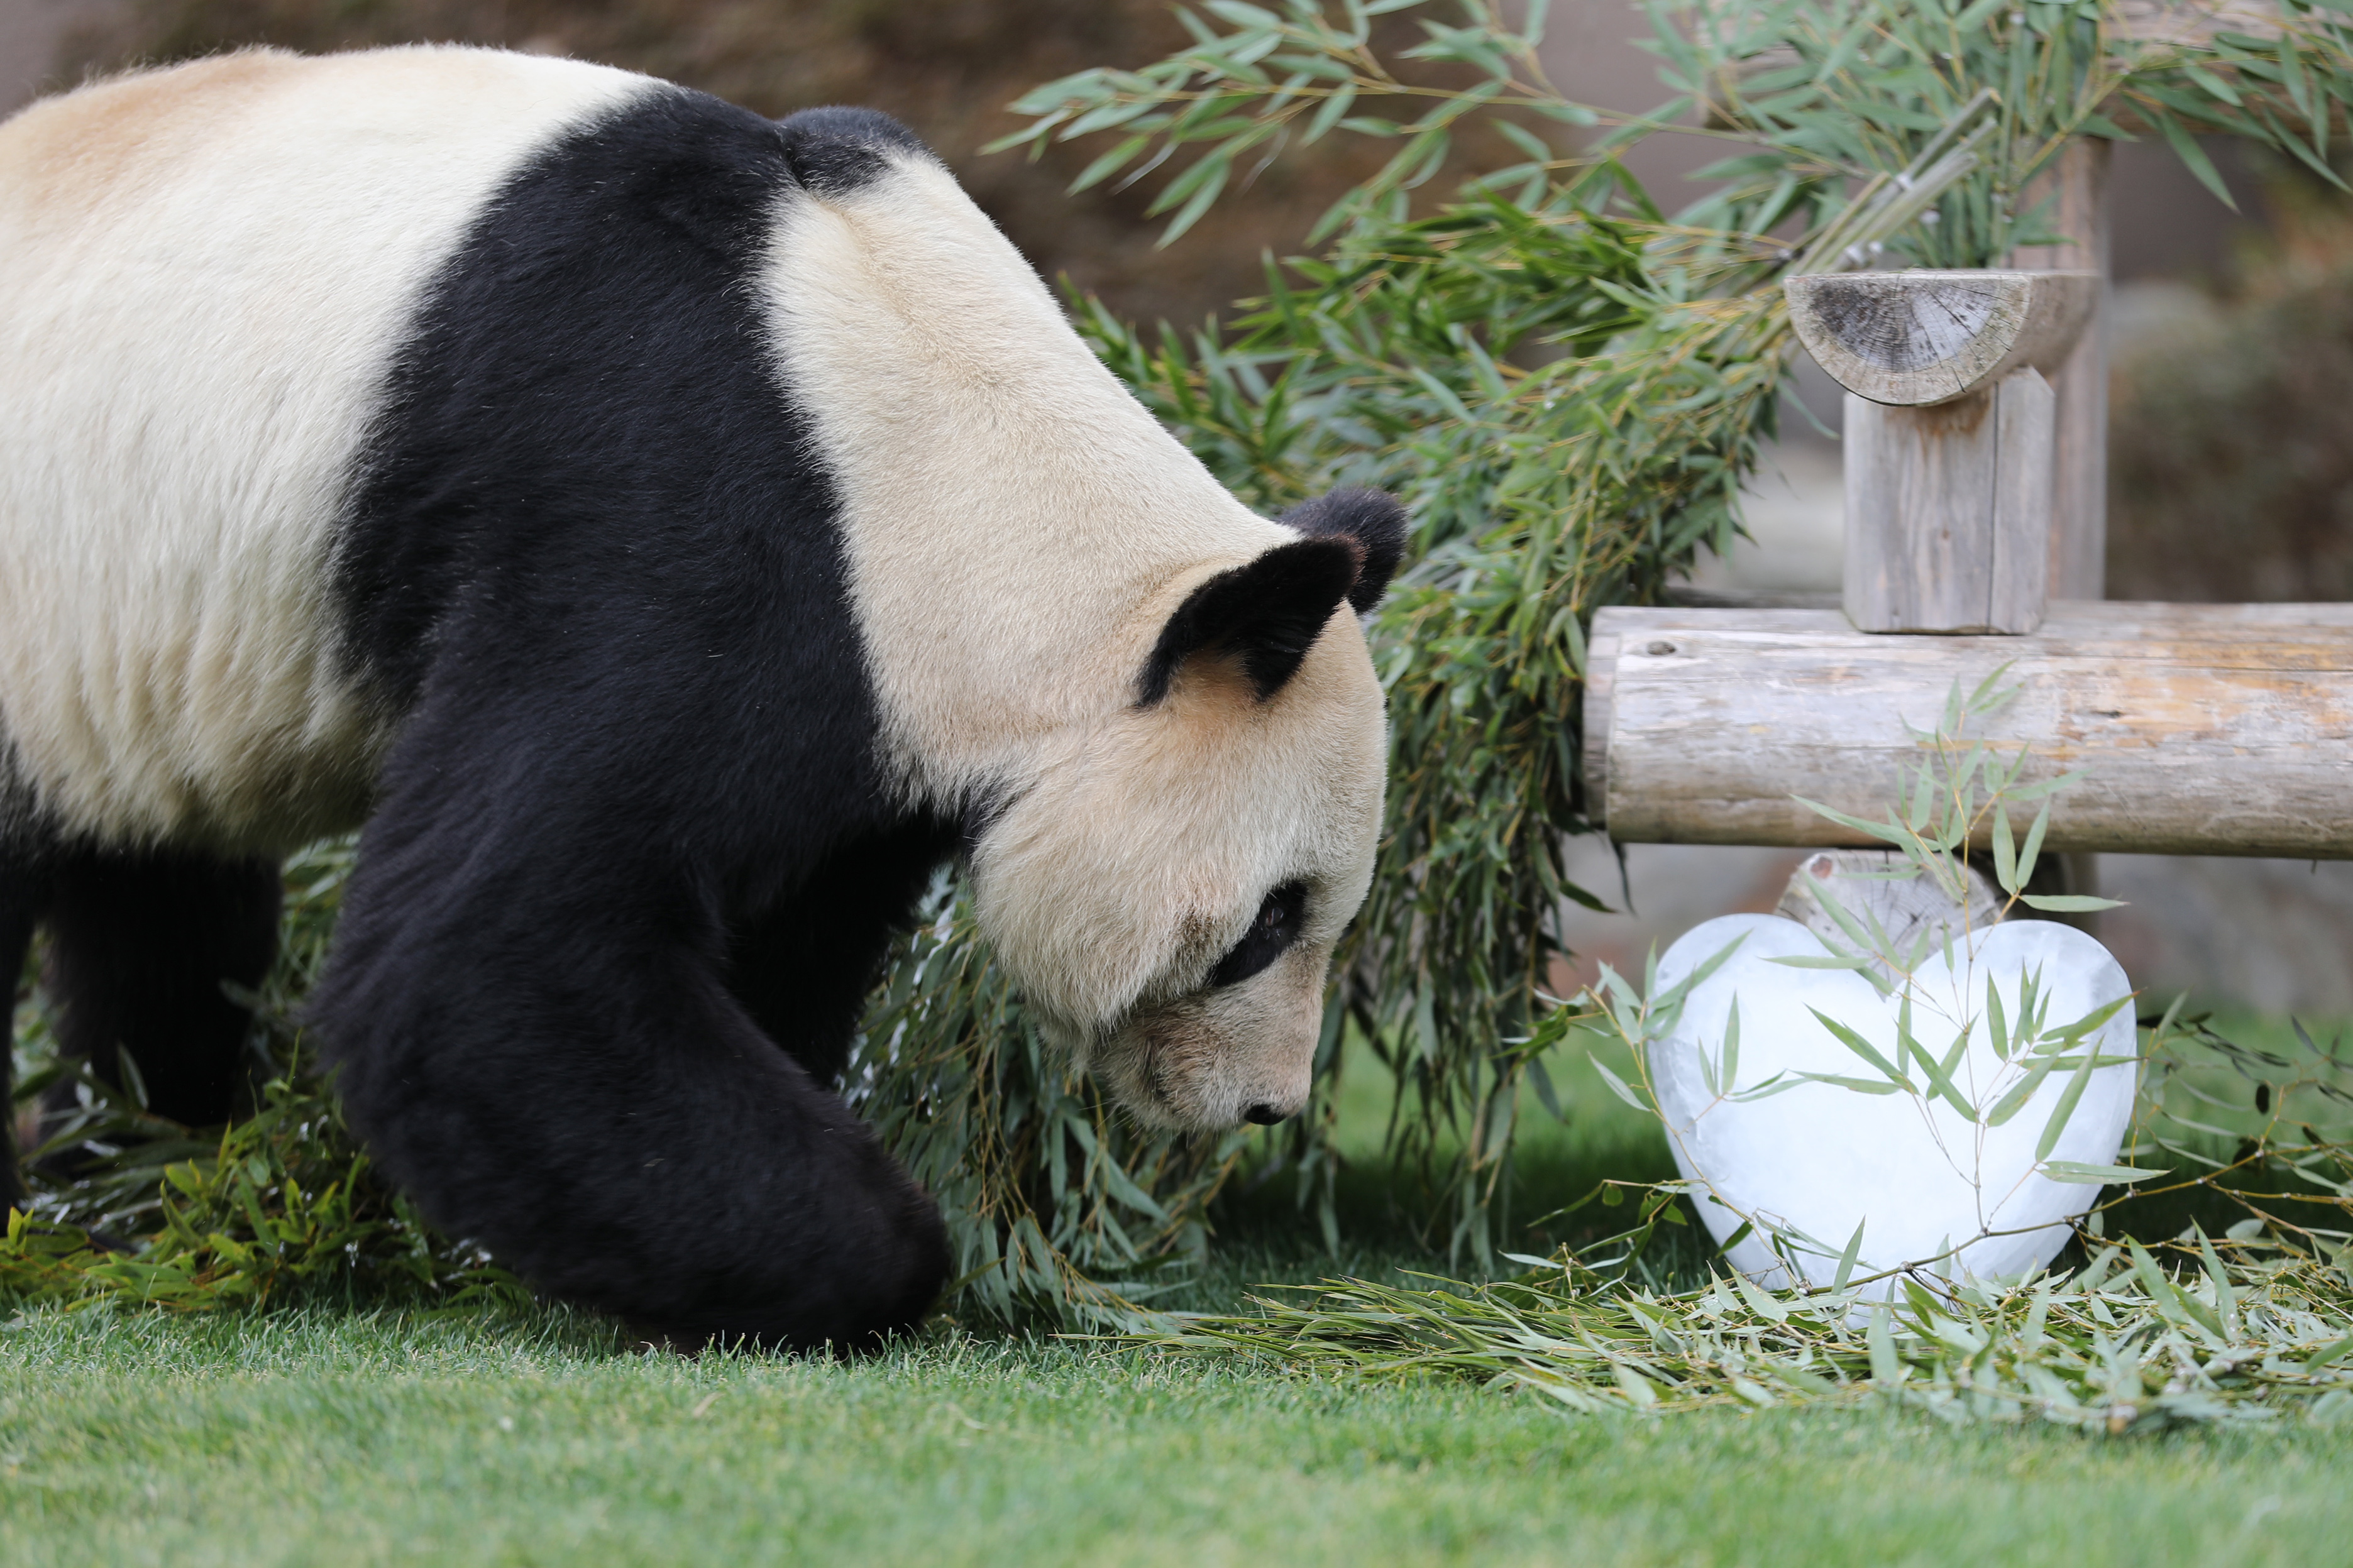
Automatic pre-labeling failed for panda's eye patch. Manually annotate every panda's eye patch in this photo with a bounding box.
[1208,881,1309,989]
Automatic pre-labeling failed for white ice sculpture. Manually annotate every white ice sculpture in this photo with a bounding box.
[1648,914,2138,1293]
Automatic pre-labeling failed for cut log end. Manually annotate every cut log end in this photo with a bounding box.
[1787,269,2097,407]
[1777,850,2005,978]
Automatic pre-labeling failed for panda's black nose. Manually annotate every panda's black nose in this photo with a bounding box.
[1243,1103,1290,1126]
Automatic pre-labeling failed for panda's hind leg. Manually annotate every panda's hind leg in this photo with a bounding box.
[1,858,41,1208]
[40,845,281,1131]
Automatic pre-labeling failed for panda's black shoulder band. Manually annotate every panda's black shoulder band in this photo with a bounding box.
[775,107,933,195]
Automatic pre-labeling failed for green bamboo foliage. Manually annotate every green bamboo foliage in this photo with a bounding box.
[1140,986,2353,1430]
[1134,1229,2353,1429]
[846,880,1252,1328]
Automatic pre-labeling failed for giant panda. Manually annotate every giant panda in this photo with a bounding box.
[0,47,1404,1348]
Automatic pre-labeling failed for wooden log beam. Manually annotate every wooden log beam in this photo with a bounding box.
[1584,602,2353,859]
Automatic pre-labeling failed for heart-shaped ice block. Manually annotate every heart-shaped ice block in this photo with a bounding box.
[1648,914,2137,1291]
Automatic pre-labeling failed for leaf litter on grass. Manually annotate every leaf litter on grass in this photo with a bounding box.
[1128,999,2353,1435]
[1131,1232,2353,1434]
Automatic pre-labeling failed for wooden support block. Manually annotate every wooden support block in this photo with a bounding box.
[1584,602,2353,860]
[1790,268,2097,635]
[1844,370,2054,634]
[2008,141,2112,599]
[1786,269,2098,408]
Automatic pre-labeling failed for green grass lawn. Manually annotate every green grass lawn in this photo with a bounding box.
[8,1306,2353,1567]
[8,1018,2353,1566]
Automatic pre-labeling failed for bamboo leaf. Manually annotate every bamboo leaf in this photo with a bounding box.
[2019,893,2127,913]
[2034,1032,2105,1163]
[2038,1161,2169,1184]
[2157,113,2240,211]
[1807,1008,1910,1087]
[1590,1053,1651,1112]
[1832,1217,1866,1291]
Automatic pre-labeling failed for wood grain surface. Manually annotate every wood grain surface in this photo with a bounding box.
[2007,140,2112,598]
[1775,848,2006,977]
[1844,370,2053,633]
[1585,602,2353,858]
[1785,268,2097,407]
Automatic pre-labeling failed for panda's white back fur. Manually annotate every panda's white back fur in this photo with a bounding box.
[761,156,1292,803]
[0,49,647,850]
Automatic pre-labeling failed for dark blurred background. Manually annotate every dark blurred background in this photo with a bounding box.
[8,0,2352,1012]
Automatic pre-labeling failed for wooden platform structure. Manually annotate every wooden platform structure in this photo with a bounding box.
[1586,140,2353,863]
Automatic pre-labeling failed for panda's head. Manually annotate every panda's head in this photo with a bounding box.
[964,490,1405,1132]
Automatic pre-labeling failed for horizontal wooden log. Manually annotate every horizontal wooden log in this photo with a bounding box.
[1787,269,2097,407]
[2110,0,2281,46]
[1585,602,2353,859]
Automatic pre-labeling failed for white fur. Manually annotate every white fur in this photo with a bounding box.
[759,153,1299,801]
[762,151,1391,1122]
[0,48,647,852]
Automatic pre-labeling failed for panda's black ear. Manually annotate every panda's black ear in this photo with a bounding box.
[1279,488,1409,614]
[774,107,933,194]
[1137,539,1359,706]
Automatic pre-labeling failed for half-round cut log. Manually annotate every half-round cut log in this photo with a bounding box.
[1785,269,2099,407]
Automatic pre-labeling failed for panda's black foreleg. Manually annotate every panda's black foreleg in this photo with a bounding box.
[1,859,43,1209]
[40,845,280,1131]
[313,805,950,1352]
[726,826,952,1088]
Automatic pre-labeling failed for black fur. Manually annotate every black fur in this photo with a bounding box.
[1280,488,1410,615]
[774,106,930,194]
[725,823,954,1090]
[1208,880,1308,990]
[43,847,280,1127]
[321,88,949,1349]
[0,843,278,1205]
[1,860,38,1210]
[1137,539,1360,706]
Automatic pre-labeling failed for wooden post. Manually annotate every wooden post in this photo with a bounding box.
[1787,269,2097,635]
[2010,140,2113,912]
[1843,374,2053,634]
[1777,850,2006,978]
[1585,123,2328,891]
[2010,138,2112,600]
